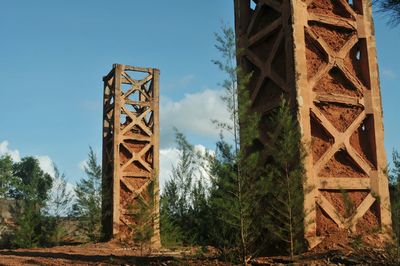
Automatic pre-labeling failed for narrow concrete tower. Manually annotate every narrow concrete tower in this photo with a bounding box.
[234,0,391,247]
[102,64,160,247]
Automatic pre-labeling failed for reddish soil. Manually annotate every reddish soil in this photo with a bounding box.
[307,0,353,19]
[313,67,360,97]
[0,243,226,266]
[306,33,327,79]
[356,208,380,234]
[319,150,367,178]
[315,102,363,132]
[320,190,368,218]
[316,205,341,236]
[309,22,355,52]
[311,114,333,163]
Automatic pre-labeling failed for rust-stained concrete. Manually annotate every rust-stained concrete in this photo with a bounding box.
[101,64,160,247]
[234,0,392,248]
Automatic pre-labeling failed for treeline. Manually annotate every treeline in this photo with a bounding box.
[0,147,102,248]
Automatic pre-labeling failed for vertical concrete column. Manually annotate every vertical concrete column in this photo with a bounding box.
[234,0,392,248]
[102,64,161,247]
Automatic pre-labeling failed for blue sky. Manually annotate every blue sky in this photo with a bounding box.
[0,1,399,188]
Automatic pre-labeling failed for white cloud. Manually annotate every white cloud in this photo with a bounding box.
[1,141,56,177]
[159,144,213,191]
[160,148,180,190]
[79,159,88,171]
[0,141,21,162]
[160,89,230,147]
[35,155,56,177]
[382,68,396,80]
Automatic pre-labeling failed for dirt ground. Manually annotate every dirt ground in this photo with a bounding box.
[0,239,398,266]
[0,242,230,266]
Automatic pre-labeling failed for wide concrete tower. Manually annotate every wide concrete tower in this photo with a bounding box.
[234,0,391,247]
[101,64,160,247]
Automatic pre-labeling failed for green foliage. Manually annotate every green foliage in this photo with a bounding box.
[72,147,102,242]
[12,201,41,248]
[341,189,356,219]
[130,180,157,255]
[0,155,13,198]
[390,149,400,249]
[209,23,263,264]
[259,98,306,258]
[160,129,209,247]
[0,155,74,248]
[207,138,241,261]
[46,166,73,245]
[159,24,307,263]
[375,0,400,26]
[10,157,53,203]
[9,157,53,248]
[159,205,183,248]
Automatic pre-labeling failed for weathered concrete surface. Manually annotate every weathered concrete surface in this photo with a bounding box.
[102,64,160,247]
[234,0,391,248]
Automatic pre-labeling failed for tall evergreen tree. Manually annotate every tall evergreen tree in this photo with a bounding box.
[210,24,262,264]
[258,98,306,258]
[160,129,208,246]
[46,165,73,245]
[160,179,183,247]
[72,147,102,242]
[130,179,158,255]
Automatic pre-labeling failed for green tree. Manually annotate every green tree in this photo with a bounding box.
[208,138,242,259]
[260,98,306,258]
[160,129,208,246]
[209,24,261,264]
[72,147,102,242]
[0,155,13,198]
[10,157,53,248]
[375,0,400,26]
[130,180,158,255]
[46,165,73,245]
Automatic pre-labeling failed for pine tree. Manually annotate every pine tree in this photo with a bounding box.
[259,98,306,258]
[208,138,242,258]
[46,165,73,245]
[375,0,400,26]
[160,129,208,246]
[209,24,262,264]
[160,181,183,247]
[130,179,158,255]
[72,147,102,242]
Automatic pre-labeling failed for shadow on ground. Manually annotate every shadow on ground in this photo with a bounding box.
[0,250,176,265]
